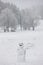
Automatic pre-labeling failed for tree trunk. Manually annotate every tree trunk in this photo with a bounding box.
[6,27,9,32]
[4,28,6,32]
[20,25,22,31]
[33,26,34,31]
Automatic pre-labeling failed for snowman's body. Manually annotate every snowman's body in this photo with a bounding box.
[17,44,26,62]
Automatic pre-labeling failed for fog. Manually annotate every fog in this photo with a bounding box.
[1,0,43,9]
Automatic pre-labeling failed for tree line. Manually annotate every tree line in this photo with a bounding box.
[0,0,43,32]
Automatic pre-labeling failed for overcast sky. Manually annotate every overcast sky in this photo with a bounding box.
[1,0,43,10]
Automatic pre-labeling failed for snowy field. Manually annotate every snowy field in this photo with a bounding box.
[0,31,43,65]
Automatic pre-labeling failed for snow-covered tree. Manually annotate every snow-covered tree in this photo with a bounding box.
[0,8,18,32]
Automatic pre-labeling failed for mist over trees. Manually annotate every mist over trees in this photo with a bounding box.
[0,8,18,32]
[0,0,43,32]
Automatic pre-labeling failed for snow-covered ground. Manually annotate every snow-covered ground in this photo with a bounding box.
[0,31,43,65]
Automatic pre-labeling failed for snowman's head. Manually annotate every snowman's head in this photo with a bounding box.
[19,43,24,47]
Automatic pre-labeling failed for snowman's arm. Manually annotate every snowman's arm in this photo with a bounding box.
[25,44,33,50]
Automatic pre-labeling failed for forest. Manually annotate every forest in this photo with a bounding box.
[0,0,43,32]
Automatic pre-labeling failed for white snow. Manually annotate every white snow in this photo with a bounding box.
[35,19,43,31]
[0,31,43,65]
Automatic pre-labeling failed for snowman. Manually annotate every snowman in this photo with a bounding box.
[17,43,26,62]
[17,42,33,62]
